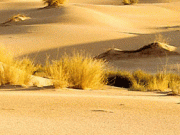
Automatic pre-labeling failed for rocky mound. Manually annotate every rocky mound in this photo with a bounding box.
[95,42,180,61]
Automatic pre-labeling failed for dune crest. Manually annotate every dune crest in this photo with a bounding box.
[95,42,180,60]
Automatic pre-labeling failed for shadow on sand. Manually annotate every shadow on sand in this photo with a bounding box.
[0,85,54,91]
[17,30,180,65]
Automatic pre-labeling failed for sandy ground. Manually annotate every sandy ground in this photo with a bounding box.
[0,87,180,135]
[0,0,180,72]
[0,0,180,134]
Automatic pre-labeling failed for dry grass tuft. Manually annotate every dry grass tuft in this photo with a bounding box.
[1,14,31,26]
[0,47,37,86]
[15,58,39,75]
[45,53,107,89]
[122,0,138,5]
[0,63,31,86]
[107,69,180,95]
[45,58,69,88]
[168,74,180,95]
[43,0,68,7]
[131,70,153,91]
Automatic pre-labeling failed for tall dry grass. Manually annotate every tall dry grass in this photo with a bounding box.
[45,58,69,88]
[45,53,107,89]
[0,46,37,86]
[0,63,31,86]
[0,46,106,89]
[107,69,180,95]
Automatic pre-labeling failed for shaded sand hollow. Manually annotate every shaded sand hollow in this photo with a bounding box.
[0,0,180,134]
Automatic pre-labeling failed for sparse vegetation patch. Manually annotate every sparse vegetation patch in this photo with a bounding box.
[43,0,68,7]
[1,14,31,26]
[122,0,138,5]
[0,45,179,94]
[107,69,180,95]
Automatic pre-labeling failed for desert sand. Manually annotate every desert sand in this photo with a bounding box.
[0,87,180,135]
[0,0,180,134]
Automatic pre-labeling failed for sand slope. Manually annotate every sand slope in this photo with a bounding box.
[0,1,180,134]
[0,0,180,67]
[0,88,180,135]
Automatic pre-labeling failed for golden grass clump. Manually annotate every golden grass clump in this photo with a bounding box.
[45,59,69,88]
[43,0,68,7]
[45,53,107,89]
[15,58,38,75]
[67,53,106,89]
[0,63,31,86]
[0,46,37,86]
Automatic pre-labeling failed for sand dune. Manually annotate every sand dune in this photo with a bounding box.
[1,0,180,134]
[95,42,180,60]
[0,88,180,135]
[0,1,179,66]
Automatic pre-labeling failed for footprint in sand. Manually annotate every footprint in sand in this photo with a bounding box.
[91,110,113,113]
[1,108,15,111]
